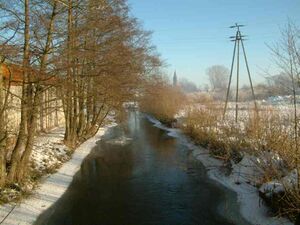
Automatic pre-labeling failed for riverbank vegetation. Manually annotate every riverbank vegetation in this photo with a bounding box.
[0,0,160,201]
[139,75,186,126]
[140,22,300,222]
[0,0,299,223]
[142,82,300,223]
[183,102,300,221]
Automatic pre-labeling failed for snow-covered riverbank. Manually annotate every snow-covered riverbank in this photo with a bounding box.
[145,114,292,225]
[0,123,116,225]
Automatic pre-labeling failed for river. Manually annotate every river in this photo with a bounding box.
[35,111,251,225]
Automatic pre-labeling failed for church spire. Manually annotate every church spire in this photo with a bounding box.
[173,70,177,86]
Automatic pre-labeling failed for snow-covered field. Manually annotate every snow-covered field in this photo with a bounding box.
[0,122,117,225]
[146,114,293,225]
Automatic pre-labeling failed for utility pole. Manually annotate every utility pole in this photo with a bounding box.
[223,23,258,122]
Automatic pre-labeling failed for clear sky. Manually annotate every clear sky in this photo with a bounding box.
[128,0,300,87]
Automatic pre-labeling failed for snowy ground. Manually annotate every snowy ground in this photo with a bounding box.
[146,114,293,225]
[0,127,70,204]
[0,112,294,225]
[31,127,70,175]
[0,123,116,225]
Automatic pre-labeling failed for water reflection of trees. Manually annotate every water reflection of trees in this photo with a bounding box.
[81,142,134,187]
[140,120,177,162]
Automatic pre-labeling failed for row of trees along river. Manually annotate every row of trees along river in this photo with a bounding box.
[0,0,160,188]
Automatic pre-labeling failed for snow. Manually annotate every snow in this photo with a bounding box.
[145,114,293,225]
[0,128,70,204]
[31,127,70,174]
[230,154,264,185]
[0,123,116,225]
[230,152,286,186]
[0,113,294,225]
[282,169,298,187]
[259,182,285,198]
[259,169,298,198]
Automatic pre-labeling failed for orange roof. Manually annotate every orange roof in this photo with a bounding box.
[0,64,23,85]
[0,64,58,86]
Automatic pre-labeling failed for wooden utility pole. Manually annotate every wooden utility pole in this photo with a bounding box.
[223,23,258,122]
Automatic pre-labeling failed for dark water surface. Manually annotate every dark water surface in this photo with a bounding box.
[35,112,251,225]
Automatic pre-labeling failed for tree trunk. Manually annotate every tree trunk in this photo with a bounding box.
[39,92,44,132]
[15,1,58,181]
[0,63,6,187]
[8,0,59,183]
[7,0,31,184]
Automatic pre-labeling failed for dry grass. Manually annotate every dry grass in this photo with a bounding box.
[183,103,248,162]
[140,77,186,125]
[182,100,300,221]
[280,188,300,221]
[140,79,300,220]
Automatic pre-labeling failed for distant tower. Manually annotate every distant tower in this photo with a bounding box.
[173,70,177,86]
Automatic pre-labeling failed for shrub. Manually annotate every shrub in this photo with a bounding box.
[140,75,186,125]
[182,101,300,221]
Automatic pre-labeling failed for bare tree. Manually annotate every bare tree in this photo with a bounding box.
[61,0,160,147]
[178,78,198,93]
[266,72,294,96]
[0,0,160,188]
[140,74,186,125]
[269,21,300,189]
[5,0,61,183]
[206,65,229,100]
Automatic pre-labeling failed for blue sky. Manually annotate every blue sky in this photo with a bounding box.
[128,0,300,87]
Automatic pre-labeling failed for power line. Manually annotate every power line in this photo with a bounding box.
[223,23,258,122]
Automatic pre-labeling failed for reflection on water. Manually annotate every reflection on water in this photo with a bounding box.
[35,111,251,225]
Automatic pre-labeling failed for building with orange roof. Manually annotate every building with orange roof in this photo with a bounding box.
[0,63,64,134]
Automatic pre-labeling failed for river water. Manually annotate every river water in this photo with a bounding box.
[35,112,251,225]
